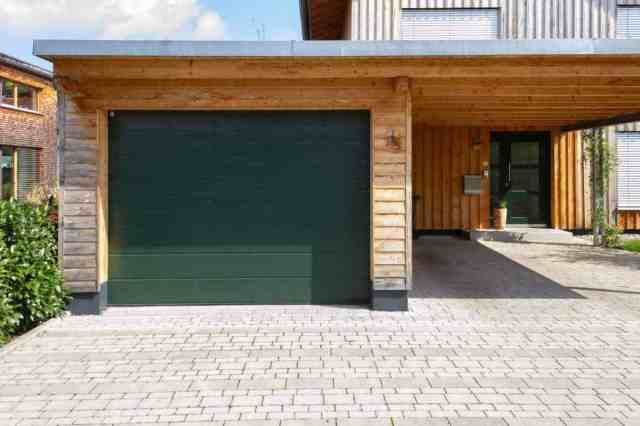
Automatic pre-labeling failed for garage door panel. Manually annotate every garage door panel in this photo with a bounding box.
[109,252,313,280]
[109,110,370,305]
[108,278,312,305]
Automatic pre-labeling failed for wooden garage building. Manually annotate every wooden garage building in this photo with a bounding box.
[35,39,640,313]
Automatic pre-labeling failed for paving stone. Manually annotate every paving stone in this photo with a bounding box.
[2,237,640,425]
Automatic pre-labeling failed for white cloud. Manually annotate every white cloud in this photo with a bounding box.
[0,0,226,40]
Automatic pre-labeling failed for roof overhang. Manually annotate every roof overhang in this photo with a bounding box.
[35,39,640,130]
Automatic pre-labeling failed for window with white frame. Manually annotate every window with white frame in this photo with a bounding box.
[401,8,499,40]
[617,6,640,38]
[0,146,41,200]
[616,132,640,210]
[0,78,38,112]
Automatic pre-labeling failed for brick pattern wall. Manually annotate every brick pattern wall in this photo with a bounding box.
[0,63,57,185]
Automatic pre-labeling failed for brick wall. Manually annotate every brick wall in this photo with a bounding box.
[0,63,57,186]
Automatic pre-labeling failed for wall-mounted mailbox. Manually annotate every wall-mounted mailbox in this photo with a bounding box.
[464,175,482,195]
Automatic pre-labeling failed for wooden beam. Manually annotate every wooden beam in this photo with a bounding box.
[53,57,640,81]
[96,110,108,290]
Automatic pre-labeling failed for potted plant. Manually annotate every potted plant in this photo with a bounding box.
[494,199,508,230]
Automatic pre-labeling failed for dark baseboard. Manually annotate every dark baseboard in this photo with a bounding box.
[371,290,408,312]
[68,283,108,315]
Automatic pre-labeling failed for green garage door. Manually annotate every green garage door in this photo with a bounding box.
[108,111,371,305]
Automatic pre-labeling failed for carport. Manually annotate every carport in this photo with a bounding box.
[34,39,640,313]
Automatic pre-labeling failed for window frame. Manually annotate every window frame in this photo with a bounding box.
[400,7,501,41]
[0,146,18,201]
[616,5,640,39]
[616,132,640,211]
[0,145,42,201]
[0,77,39,113]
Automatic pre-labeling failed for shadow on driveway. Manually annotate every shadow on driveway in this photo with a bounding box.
[411,236,584,299]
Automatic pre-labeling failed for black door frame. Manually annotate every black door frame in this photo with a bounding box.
[490,131,551,227]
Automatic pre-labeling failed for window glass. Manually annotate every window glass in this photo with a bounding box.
[17,148,41,200]
[1,79,15,106]
[617,6,640,39]
[1,148,15,200]
[617,132,640,209]
[17,84,36,110]
[401,9,499,40]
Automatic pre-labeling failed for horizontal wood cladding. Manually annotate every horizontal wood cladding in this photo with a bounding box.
[58,76,413,293]
[347,0,623,41]
[551,130,591,230]
[61,97,98,293]
[413,126,490,230]
[619,211,640,230]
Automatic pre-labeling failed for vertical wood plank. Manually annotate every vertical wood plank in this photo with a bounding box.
[413,122,424,229]
[575,132,584,230]
[441,128,451,230]
[479,128,491,229]
[462,128,471,229]
[96,110,108,288]
[469,128,480,228]
[432,129,442,229]
[404,88,413,289]
[424,126,433,230]
[551,129,560,229]
[567,131,575,230]
[451,127,462,229]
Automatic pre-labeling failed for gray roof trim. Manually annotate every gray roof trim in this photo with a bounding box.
[34,39,640,60]
[0,53,53,80]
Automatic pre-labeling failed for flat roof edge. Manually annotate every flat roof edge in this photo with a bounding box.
[34,39,640,60]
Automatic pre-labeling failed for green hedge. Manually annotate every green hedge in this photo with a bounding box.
[0,200,69,344]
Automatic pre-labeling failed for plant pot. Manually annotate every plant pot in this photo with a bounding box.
[494,208,507,230]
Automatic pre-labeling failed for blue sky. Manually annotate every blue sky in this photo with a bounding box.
[0,0,302,70]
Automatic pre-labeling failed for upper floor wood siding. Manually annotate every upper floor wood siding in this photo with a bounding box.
[345,0,640,41]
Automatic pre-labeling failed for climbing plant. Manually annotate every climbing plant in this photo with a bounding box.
[582,128,618,246]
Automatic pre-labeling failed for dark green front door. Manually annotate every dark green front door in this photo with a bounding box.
[490,132,550,226]
[108,111,371,305]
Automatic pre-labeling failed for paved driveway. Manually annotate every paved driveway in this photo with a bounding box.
[1,237,640,426]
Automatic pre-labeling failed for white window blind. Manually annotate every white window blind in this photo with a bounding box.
[617,6,640,39]
[17,148,40,200]
[617,132,640,210]
[401,9,499,40]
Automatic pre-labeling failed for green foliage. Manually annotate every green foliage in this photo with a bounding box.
[0,232,21,344]
[498,199,508,209]
[622,239,640,253]
[0,199,69,343]
[602,224,623,249]
[582,128,617,246]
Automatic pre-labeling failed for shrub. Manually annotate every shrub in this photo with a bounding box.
[0,199,69,342]
[0,232,21,344]
[602,224,623,249]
